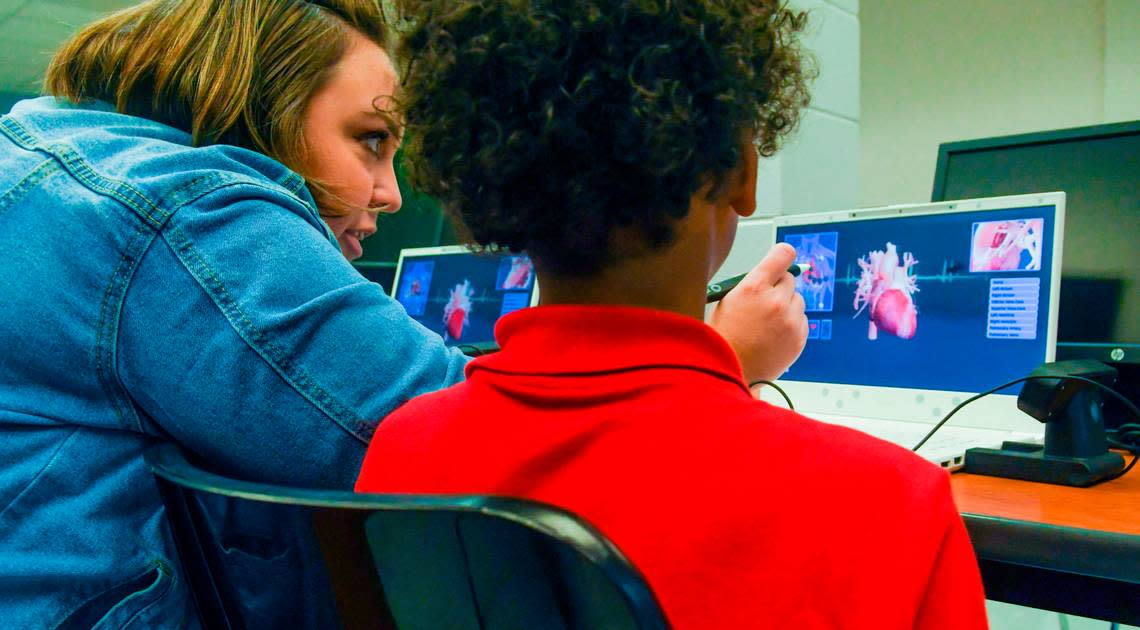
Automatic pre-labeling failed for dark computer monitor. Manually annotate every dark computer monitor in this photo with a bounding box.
[932,120,1140,347]
[932,122,1140,430]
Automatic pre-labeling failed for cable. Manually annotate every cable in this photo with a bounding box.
[1107,422,1140,480]
[455,342,500,357]
[1111,422,1140,448]
[1108,423,1140,452]
[455,344,484,357]
[748,379,794,411]
[1110,449,1140,480]
[913,374,1140,450]
[912,374,1140,482]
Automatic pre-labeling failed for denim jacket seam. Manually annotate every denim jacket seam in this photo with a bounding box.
[160,221,370,444]
[3,116,180,433]
[98,226,158,433]
[169,176,317,218]
[115,560,175,630]
[60,147,169,228]
[48,559,171,630]
[4,109,360,439]
[0,427,81,521]
[0,116,169,229]
[0,113,38,147]
[3,114,317,230]
[0,157,61,216]
[275,170,309,197]
[2,116,319,436]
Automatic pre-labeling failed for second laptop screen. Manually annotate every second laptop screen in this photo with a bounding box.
[394,252,536,347]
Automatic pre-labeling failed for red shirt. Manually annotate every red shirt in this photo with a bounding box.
[357,305,988,629]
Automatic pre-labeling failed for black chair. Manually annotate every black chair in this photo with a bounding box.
[144,442,670,630]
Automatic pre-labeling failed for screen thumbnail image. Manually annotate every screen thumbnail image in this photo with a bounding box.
[785,231,837,312]
[969,218,1044,272]
[496,255,535,290]
[395,260,434,317]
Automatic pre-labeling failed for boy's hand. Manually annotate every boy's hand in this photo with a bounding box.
[708,243,808,384]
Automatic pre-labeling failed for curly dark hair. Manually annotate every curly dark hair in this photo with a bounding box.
[395,0,813,277]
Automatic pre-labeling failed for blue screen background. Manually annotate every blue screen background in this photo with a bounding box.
[777,205,1056,393]
[394,253,535,346]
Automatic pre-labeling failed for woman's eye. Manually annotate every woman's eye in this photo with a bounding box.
[362,130,390,155]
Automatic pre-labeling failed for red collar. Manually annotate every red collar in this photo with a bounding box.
[469,304,749,393]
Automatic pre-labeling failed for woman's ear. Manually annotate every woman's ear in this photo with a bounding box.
[727,142,759,218]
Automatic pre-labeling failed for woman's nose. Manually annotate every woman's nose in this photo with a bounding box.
[371,164,403,215]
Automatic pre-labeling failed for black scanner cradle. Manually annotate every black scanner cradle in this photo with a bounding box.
[964,360,1125,487]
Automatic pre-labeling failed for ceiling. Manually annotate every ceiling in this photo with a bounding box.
[0,0,137,94]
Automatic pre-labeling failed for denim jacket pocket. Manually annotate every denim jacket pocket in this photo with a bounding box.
[54,560,181,630]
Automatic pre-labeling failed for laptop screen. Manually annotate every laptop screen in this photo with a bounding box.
[392,248,538,347]
[776,203,1058,393]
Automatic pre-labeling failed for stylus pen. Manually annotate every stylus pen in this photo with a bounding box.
[706,263,811,303]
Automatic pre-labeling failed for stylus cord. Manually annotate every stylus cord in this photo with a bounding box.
[911,375,1140,481]
[749,379,794,411]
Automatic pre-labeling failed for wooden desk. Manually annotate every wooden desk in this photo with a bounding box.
[951,453,1140,624]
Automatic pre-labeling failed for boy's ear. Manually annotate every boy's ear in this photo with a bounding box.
[728,142,759,218]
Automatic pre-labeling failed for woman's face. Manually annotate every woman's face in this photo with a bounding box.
[302,29,402,261]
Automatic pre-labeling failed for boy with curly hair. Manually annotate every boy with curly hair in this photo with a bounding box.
[357,1,988,627]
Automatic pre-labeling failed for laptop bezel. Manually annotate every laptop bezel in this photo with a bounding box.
[391,244,541,307]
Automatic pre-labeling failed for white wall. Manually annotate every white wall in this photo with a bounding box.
[725,0,860,281]
[1105,0,1140,122]
[859,0,1110,207]
[756,0,861,217]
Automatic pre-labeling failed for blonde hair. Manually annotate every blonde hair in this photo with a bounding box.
[44,0,390,211]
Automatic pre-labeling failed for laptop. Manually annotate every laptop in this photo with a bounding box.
[758,192,1066,470]
[391,245,540,349]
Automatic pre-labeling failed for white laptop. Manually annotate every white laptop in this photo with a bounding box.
[752,192,1066,470]
[391,245,540,348]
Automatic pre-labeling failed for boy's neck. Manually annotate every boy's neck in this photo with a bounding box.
[536,256,708,321]
[535,200,730,321]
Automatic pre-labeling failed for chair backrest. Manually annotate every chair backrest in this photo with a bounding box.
[144,443,670,630]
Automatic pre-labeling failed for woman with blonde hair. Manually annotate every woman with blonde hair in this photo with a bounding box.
[0,1,458,626]
[0,0,809,625]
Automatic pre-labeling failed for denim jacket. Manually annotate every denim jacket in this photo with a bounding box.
[0,97,467,628]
